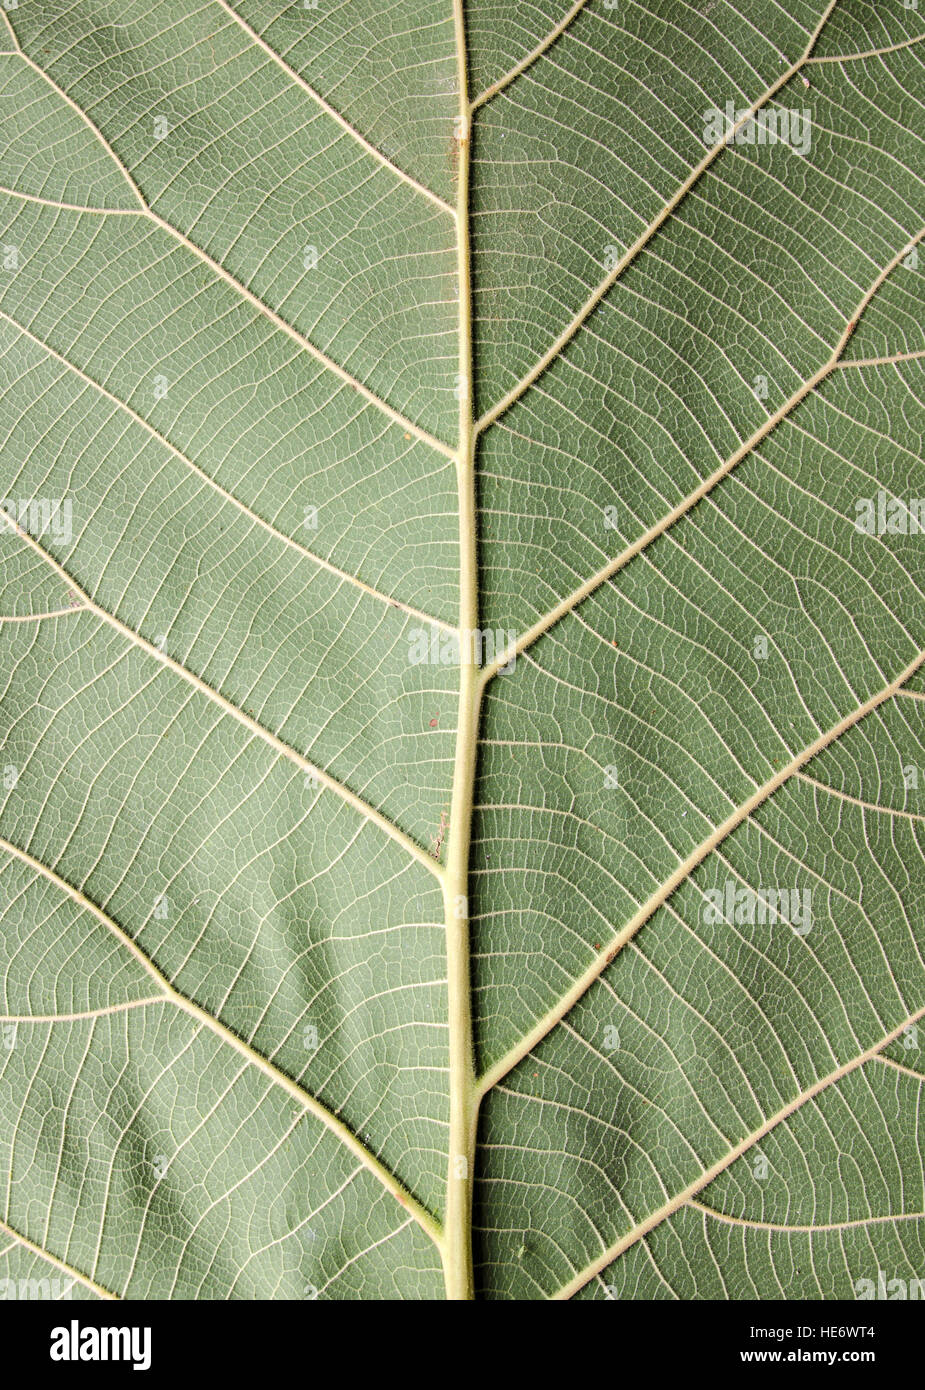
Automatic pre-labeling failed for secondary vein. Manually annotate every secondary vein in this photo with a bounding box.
[478,226,925,684]
[4,517,446,882]
[478,641,925,1098]
[4,31,456,461]
[0,306,459,636]
[474,0,844,434]
[0,832,443,1247]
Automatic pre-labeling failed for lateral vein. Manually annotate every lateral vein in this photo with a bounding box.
[686,1199,925,1234]
[794,770,925,823]
[806,33,925,64]
[474,0,843,433]
[479,226,925,684]
[469,0,591,112]
[873,1053,925,1082]
[553,1000,925,1299]
[0,998,166,1023]
[835,347,925,369]
[0,833,443,1246]
[0,1215,118,1300]
[477,642,925,1098]
[5,37,456,461]
[0,308,458,635]
[4,518,446,882]
[0,607,83,622]
[213,0,456,215]
[0,185,142,214]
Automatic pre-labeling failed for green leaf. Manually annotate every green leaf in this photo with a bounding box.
[0,0,923,1301]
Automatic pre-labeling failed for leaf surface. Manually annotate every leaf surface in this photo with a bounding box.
[0,0,923,1300]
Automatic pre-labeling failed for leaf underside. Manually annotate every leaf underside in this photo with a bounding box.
[0,0,924,1300]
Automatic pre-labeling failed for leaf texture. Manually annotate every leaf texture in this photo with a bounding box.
[0,0,923,1301]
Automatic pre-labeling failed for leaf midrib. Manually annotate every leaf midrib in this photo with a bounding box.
[3,0,923,1301]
